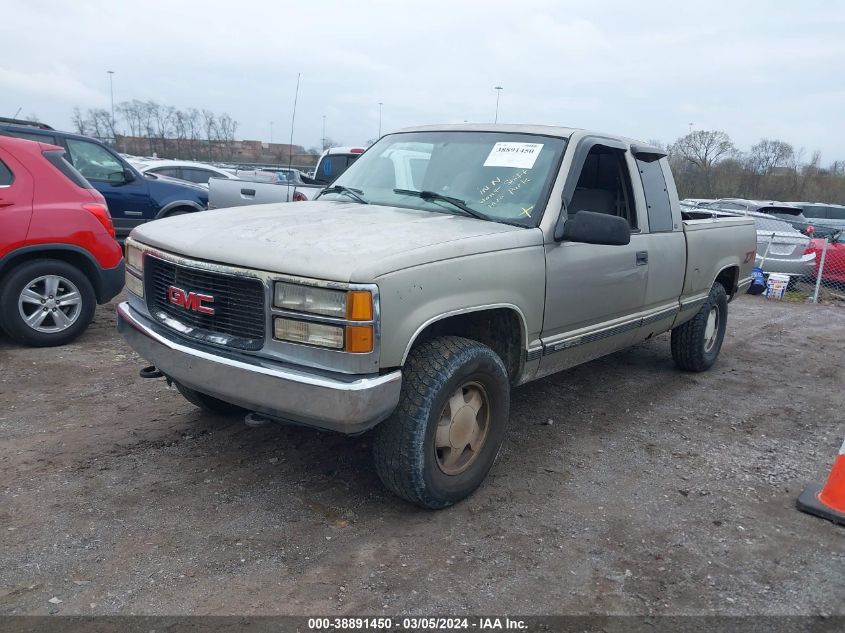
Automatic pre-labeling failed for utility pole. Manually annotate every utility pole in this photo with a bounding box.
[107,70,115,142]
[494,86,503,123]
[321,114,327,150]
[378,102,383,138]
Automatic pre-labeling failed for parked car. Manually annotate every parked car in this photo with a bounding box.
[703,198,810,225]
[208,149,425,209]
[0,118,209,239]
[787,202,845,232]
[313,146,367,184]
[680,198,715,207]
[0,136,124,346]
[691,204,815,278]
[806,231,845,284]
[207,173,323,208]
[117,124,756,508]
[130,159,238,187]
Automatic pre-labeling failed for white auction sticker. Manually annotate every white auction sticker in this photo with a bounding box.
[483,142,544,169]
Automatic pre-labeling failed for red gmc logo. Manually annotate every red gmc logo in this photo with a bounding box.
[167,285,215,315]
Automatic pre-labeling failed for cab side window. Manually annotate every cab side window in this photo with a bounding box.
[568,146,637,229]
[0,159,13,186]
[636,158,674,232]
[66,139,125,182]
[149,167,181,179]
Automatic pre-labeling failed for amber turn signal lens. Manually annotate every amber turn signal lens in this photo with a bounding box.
[346,291,373,321]
[345,325,373,353]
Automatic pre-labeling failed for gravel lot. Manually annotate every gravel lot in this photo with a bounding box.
[1,294,843,616]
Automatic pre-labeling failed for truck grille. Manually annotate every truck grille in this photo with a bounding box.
[145,256,266,351]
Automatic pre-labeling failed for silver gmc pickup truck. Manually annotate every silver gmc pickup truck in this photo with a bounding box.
[117,124,756,509]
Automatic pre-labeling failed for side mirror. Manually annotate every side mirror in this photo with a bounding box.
[123,167,136,183]
[557,210,631,246]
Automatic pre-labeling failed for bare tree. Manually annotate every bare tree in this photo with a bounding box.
[201,110,218,160]
[747,139,794,174]
[217,113,238,159]
[71,108,88,135]
[671,130,736,170]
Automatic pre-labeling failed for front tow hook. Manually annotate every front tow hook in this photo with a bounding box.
[139,365,164,379]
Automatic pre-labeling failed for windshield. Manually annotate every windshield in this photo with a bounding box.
[320,131,566,227]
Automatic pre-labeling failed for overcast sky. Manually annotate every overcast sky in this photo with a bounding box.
[2,0,844,160]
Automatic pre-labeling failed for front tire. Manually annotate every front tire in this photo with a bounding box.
[0,259,96,347]
[372,336,511,509]
[671,282,728,372]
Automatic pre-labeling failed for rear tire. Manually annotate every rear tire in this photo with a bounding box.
[372,336,510,509]
[174,381,246,415]
[0,259,96,347]
[671,282,728,372]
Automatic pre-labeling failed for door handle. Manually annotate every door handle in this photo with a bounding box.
[636,251,648,266]
[0,198,12,208]
[240,188,256,197]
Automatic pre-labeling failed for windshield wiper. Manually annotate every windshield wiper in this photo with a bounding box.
[393,189,491,222]
[319,185,368,204]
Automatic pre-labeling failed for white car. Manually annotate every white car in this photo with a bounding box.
[129,159,238,187]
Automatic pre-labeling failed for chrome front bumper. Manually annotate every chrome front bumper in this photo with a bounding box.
[116,302,402,434]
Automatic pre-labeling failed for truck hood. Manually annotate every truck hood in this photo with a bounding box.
[130,200,541,282]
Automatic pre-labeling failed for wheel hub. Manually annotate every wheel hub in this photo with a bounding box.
[434,381,490,476]
[703,306,719,352]
[17,275,82,333]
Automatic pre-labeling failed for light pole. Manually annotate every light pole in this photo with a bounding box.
[689,122,694,135]
[106,70,115,141]
[270,121,274,144]
[378,102,383,138]
[494,86,503,123]
[321,114,327,150]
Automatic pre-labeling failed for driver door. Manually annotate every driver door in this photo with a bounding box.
[65,138,151,236]
[538,140,648,378]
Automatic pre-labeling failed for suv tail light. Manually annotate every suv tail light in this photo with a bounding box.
[292,191,307,202]
[83,203,116,239]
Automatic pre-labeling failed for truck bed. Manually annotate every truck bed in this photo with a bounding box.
[208,177,323,209]
[680,214,756,306]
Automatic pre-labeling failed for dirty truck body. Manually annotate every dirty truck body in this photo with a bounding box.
[118,124,756,508]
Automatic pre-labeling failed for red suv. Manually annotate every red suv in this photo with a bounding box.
[0,136,124,346]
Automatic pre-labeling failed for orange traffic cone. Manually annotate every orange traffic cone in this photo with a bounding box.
[797,435,845,526]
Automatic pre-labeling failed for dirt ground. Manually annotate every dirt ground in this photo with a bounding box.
[1,294,843,616]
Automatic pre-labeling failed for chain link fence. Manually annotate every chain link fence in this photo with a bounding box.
[755,217,845,304]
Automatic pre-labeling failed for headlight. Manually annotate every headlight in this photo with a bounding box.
[274,282,372,320]
[274,318,344,349]
[125,270,143,298]
[126,243,144,273]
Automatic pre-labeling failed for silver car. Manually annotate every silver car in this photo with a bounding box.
[688,202,815,277]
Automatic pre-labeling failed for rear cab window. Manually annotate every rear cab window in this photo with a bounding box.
[636,158,674,232]
[0,159,14,186]
[315,154,361,184]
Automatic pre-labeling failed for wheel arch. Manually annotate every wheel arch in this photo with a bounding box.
[0,244,107,301]
[401,305,528,383]
[154,200,204,219]
[714,264,740,300]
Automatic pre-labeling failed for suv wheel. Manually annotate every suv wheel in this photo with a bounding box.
[372,336,510,509]
[0,259,95,347]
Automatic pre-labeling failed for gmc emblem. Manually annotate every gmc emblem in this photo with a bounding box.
[167,285,215,315]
